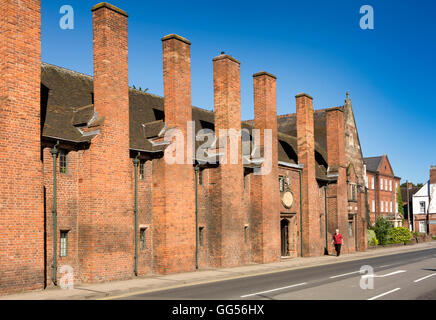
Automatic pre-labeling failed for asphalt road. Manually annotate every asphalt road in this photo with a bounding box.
[118,248,436,300]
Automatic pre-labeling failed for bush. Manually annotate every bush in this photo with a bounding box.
[373,217,392,246]
[367,229,379,246]
[388,227,412,245]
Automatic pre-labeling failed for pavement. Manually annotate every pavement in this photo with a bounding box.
[2,241,436,300]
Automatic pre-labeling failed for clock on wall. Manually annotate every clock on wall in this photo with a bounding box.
[282,191,294,209]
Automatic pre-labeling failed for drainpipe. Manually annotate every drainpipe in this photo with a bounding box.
[355,212,358,251]
[324,184,329,255]
[299,170,304,257]
[133,153,140,276]
[194,166,199,270]
[50,141,60,286]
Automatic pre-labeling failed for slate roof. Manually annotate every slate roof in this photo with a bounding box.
[363,156,383,173]
[41,63,329,180]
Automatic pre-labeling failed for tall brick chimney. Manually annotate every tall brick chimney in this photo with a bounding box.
[296,93,322,256]
[326,108,349,252]
[78,3,132,283]
[211,53,244,267]
[430,166,436,185]
[0,0,44,294]
[250,72,280,263]
[152,34,196,274]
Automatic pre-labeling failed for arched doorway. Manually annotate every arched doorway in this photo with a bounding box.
[281,219,290,257]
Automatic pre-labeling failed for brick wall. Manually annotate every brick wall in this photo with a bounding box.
[250,72,280,264]
[296,93,322,256]
[326,108,350,253]
[77,3,133,283]
[152,34,196,274]
[0,0,44,294]
[43,146,81,288]
[211,53,244,267]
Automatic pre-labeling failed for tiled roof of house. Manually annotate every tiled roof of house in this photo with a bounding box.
[363,156,383,172]
[41,62,329,180]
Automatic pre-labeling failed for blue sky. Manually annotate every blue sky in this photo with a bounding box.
[41,0,436,184]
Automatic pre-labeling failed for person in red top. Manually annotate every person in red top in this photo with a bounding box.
[332,229,343,257]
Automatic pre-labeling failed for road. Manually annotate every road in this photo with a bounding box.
[116,248,436,300]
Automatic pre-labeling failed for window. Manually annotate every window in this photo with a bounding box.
[389,180,392,192]
[371,178,375,190]
[420,202,426,213]
[419,221,426,233]
[372,200,376,212]
[140,228,147,251]
[139,161,145,180]
[279,176,285,192]
[385,179,388,191]
[348,221,354,237]
[348,183,357,202]
[390,201,393,213]
[199,227,205,247]
[59,150,68,174]
[395,182,398,191]
[381,201,384,212]
[380,178,383,190]
[60,231,69,257]
[244,226,249,243]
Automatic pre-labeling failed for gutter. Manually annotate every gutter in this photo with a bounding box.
[194,166,200,270]
[50,141,60,286]
[299,170,304,257]
[133,153,140,276]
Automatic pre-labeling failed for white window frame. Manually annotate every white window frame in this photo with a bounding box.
[389,180,392,192]
[372,178,375,190]
[380,178,383,190]
[381,201,384,212]
[419,221,426,233]
[420,201,426,213]
[372,200,376,212]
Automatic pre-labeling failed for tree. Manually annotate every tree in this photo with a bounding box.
[373,217,392,246]
[397,187,404,217]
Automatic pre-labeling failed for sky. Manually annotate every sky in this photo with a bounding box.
[41,0,436,184]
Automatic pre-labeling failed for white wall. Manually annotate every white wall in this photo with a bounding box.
[413,182,429,215]
[429,182,436,214]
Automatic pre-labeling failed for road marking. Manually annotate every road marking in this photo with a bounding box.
[241,283,308,298]
[379,265,392,268]
[414,273,436,283]
[330,271,361,279]
[363,270,406,278]
[368,288,401,300]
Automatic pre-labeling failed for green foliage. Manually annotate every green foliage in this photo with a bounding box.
[373,217,392,246]
[367,229,379,246]
[397,188,404,216]
[388,227,412,244]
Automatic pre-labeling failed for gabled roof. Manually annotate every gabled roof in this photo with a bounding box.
[363,156,383,173]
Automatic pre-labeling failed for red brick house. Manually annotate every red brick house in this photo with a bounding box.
[364,155,402,226]
[0,1,368,295]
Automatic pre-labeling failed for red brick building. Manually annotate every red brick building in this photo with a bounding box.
[0,1,368,295]
[364,155,402,226]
